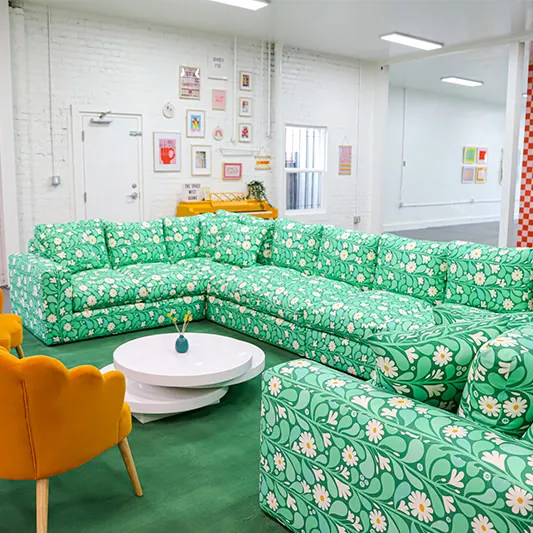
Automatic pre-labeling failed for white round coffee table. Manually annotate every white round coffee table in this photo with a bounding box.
[101,333,265,424]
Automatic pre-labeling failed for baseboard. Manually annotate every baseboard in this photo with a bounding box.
[383,214,503,232]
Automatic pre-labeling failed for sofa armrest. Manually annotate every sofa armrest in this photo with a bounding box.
[9,253,72,343]
[260,361,533,533]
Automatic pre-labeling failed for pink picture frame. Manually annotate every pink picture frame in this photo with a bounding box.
[223,163,243,180]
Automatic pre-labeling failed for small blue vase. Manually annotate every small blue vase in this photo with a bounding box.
[175,334,189,353]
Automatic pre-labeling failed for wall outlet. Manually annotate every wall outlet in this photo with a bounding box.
[353,215,361,225]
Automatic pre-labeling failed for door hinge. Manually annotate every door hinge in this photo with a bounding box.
[129,131,142,137]
[82,130,85,142]
[83,192,87,203]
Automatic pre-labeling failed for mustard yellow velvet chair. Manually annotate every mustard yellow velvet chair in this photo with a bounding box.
[0,288,25,358]
[0,348,143,533]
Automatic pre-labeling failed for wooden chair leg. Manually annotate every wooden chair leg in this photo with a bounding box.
[118,438,143,497]
[15,345,25,359]
[36,479,49,533]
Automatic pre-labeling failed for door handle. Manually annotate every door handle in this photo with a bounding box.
[128,192,139,200]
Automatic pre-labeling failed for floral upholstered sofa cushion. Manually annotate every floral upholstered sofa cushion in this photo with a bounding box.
[445,241,533,313]
[104,220,167,267]
[374,233,448,305]
[212,221,265,267]
[163,216,201,262]
[315,226,380,290]
[34,219,110,274]
[459,324,533,437]
[271,219,323,276]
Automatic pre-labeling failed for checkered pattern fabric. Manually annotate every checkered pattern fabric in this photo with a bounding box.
[517,64,533,246]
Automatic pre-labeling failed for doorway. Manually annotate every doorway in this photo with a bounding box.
[79,112,143,222]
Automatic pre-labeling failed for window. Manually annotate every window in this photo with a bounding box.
[285,125,327,211]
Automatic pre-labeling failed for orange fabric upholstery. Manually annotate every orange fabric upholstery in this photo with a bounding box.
[0,314,23,349]
[0,349,132,480]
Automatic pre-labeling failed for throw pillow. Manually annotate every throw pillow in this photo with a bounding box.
[197,213,223,258]
[212,221,264,267]
[374,233,448,305]
[271,219,323,275]
[458,324,533,437]
[163,216,201,262]
[105,219,167,268]
[369,313,533,411]
[445,241,533,313]
[34,219,109,273]
[315,226,380,290]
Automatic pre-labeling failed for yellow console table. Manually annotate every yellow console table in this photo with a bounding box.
[177,192,278,219]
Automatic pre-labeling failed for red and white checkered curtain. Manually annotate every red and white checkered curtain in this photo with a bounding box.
[517,64,533,246]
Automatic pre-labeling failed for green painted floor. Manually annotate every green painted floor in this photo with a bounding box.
[0,322,292,533]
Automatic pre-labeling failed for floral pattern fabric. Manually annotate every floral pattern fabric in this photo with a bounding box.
[315,226,380,290]
[105,220,167,267]
[260,361,533,533]
[445,241,533,313]
[433,302,499,326]
[163,216,201,261]
[272,219,323,276]
[459,324,533,437]
[369,314,533,410]
[34,219,109,273]
[212,221,264,267]
[374,233,449,305]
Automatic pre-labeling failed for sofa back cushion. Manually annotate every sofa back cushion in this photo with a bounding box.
[197,213,221,258]
[458,324,533,437]
[315,226,379,290]
[216,210,274,264]
[445,241,533,313]
[163,216,201,262]
[374,233,448,305]
[271,219,323,275]
[212,221,264,267]
[34,219,110,273]
[369,313,533,411]
[105,220,167,268]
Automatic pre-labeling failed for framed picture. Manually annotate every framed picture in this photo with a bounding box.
[463,146,477,164]
[179,66,201,100]
[240,71,252,91]
[223,162,243,180]
[461,166,475,184]
[475,167,487,184]
[191,145,211,176]
[153,132,181,172]
[477,147,488,164]
[212,89,226,111]
[239,97,252,117]
[186,110,206,138]
[239,123,252,143]
[207,48,229,80]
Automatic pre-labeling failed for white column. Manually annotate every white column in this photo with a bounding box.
[499,41,526,247]
[0,0,20,284]
[273,41,285,216]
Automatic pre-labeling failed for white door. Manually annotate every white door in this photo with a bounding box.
[81,113,143,222]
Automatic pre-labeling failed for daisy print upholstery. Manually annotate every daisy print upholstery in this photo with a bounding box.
[260,361,533,533]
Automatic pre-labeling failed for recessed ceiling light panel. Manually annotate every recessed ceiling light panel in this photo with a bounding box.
[209,0,269,10]
[380,32,443,51]
[441,76,484,87]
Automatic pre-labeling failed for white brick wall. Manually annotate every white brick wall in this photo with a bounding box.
[9,4,371,247]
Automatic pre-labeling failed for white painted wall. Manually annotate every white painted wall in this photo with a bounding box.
[385,86,507,231]
[9,4,376,248]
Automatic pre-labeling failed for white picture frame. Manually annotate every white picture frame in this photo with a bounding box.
[239,123,252,143]
[240,71,252,91]
[186,109,206,138]
[239,97,252,117]
[191,145,212,176]
[153,132,181,172]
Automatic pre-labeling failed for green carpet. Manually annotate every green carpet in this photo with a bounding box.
[0,322,292,532]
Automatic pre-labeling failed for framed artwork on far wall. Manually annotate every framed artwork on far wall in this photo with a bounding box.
[212,89,226,111]
[186,110,206,138]
[153,132,181,172]
[461,166,475,184]
[239,97,252,117]
[475,167,488,184]
[463,146,477,164]
[240,71,252,91]
[477,147,488,164]
[223,162,243,180]
[191,145,212,176]
[239,123,252,143]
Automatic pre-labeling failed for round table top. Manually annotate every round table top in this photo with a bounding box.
[113,333,264,388]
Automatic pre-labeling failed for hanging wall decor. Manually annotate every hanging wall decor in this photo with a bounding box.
[475,167,487,184]
[239,123,252,143]
[179,66,201,99]
[223,163,243,180]
[213,126,224,141]
[162,102,175,119]
[477,147,488,164]
[240,71,253,91]
[463,146,477,164]
[255,147,271,170]
[207,48,230,80]
[339,145,353,175]
[239,97,252,117]
[153,132,181,172]
[186,110,206,138]
[191,145,212,176]
[212,89,227,111]
[461,166,475,184]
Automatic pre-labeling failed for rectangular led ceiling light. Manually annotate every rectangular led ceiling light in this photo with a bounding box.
[380,32,443,51]
[209,0,269,10]
[441,76,484,87]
